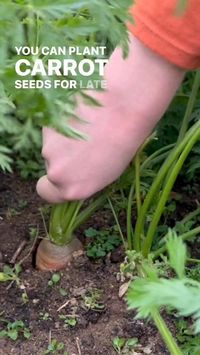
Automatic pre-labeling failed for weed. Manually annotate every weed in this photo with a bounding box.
[48,273,61,287]
[21,290,29,304]
[0,264,22,285]
[59,315,77,328]
[29,227,39,239]
[112,337,138,354]
[85,227,122,259]
[0,264,30,305]
[82,288,105,311]
[0,319,31,341]
[44,338,68,354]
[39,312,52,321]
[118,250,143,282]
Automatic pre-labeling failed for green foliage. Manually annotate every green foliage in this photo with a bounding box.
[85,227,122,258]
[148,71,200,182]
[107,70,200,261]
[39,312,52,321]
[59,315,77,328]
[82,288,105,311]
[44,338,68,354]
[48,273,61,286]
[0,146,13,172]
[132,71,200,257]
[119,250,143,281]
[0,0,132,172]
[48,192,108,247]
[176,319,200,355]
[127,232,200,335]
[112,336,138,354]
[16,150,45,179]
[0,264,22,284]
[167,229,187,279]
[181,337,200,355]
[49,201,83,246]
[186,265,200,282]
[0,319,31,341]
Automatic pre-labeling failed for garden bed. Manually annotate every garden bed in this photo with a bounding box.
[0,172,168,355]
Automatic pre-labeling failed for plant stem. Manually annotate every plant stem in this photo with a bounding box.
[127,185,135,250]
[142,124,200,257]
[135,152,141,215]
[108,198,126,249]
[135,71,200,255]
[163,70,200,185]
[180,205,200,224]
[136,265,182,354]
[63,201,84,236]
[152,310,182,355]
[134,120,200,252]
[72,193,108,230]
[150,204,200,258]
[177,70,200,143]
[49,203,74,245]
[141,144,174,171]
[187,257,200,264]
[133,151,142,251]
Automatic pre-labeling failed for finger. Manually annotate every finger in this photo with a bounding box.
[36,175,65,203]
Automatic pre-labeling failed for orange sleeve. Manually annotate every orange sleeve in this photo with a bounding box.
[128,0,200,69]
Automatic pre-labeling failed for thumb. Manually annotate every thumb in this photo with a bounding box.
[36,175,64,203]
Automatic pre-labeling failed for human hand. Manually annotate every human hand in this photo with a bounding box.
[36,34,185,203]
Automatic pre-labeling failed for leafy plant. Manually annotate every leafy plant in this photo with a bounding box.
[127,231,200,354]
[82,288,105,311]
[59,315,77,328]
[0,264,22,284]
[176,319,200,355]
[44,338,68,355]
[85,227,122,259]
[112,336,138,354]
[0,319,31,341]
[48,273,61,286]
[39,312,52,321]
[16,152,45,179]
[0,145,12,172]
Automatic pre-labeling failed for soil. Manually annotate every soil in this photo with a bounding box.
[0,172,180,355]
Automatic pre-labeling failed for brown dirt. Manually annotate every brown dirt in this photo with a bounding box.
[0,172,168,355]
